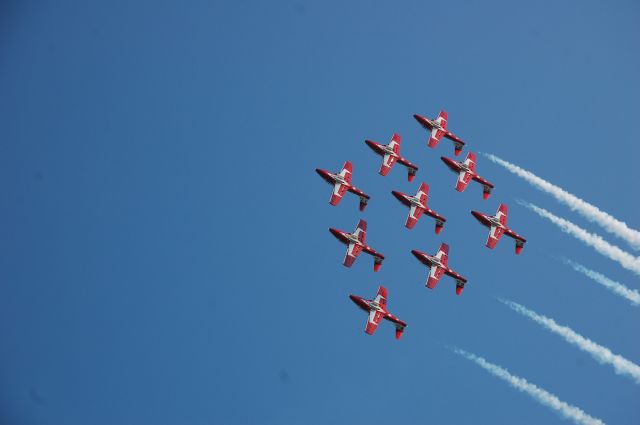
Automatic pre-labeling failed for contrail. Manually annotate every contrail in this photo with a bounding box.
[520,201,640,276]
[453,348,605,425]
[500,299,640,384]
[485,153,640,251]
[562,258,640,306]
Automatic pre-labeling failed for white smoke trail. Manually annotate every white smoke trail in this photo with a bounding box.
[500,299,640,384]
[485,153,640,251]
[520,201,640,276]
[453,348,605,425]
[562,258,640,306]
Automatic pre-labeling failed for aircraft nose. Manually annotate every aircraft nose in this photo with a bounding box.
[471,211,483,221]
[329,228,341,238]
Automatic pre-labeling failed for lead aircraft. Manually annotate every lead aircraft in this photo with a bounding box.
[413,110,465,156]
[349,285,407,339]
[364,133,419,181]
[411,243,468,295]
[315,161,370,211]
[441,151,494,199]
[329,219,385,271]
[391,182,446,233]
[471,204,527,254]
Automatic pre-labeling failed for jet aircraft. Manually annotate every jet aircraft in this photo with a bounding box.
[364,133,419,181]
[411,243,468,295]
[441,151,494,199]
[349,285,407,339]
[391,182,446,233]
[329,219,385,271]
[471,204,527,254]
[316,161,370,211]
[413,110,465,156]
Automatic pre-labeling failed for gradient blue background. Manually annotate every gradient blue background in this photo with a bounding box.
[1,1,638,424]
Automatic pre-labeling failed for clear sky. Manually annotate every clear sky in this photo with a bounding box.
[1,1,639,424]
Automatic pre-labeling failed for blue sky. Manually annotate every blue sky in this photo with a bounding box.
[0,0,638,424]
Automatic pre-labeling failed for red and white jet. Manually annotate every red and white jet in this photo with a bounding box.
[413,110,465,156]
[411,243,468,295]
[441,151,494,199]
[391,182,446,233]
[364,133,419,181]
[471,203,527,254]
[329,219,385,271]
[316,161,370,211]
[349,285,407,339]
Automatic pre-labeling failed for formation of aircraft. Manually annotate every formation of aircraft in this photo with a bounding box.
[329,219,385,271]
[315,110,528,338]
[315,161,370,211]
[365,133,419,181]
[392,182,446,233]
[441,151,494,199]
[411,243,468,295]
[350,285,407,339]
[413,110,465,156]
[472,204,527,254]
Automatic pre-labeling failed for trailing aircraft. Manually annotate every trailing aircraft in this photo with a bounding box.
[329,219,385,271]
[441,151,494,199]
[349,285,407,339]
[316,161,370,211]
[411,243,468,295]
[365,133,418,181]
[413,110,465,156]
[391,182,446,233]
[471,204,527,254]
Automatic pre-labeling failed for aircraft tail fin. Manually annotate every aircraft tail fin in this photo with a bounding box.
[395,325,405,340]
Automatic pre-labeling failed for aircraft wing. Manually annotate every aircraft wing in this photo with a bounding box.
[365,310,385,335]
[343,243,363,267]
[497,204,508,226]
[373,286,387,309]
[486,226,505,249]
[330,182,349,206]
[379,153,397,176]
[428,128,446,148]
[455,170,473,192]
[406,204,425,229]
[353,219,367,243]
[339,161,353,184]
[426,266,445,289]
[389,133,401,154]
[435,243,449,267]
